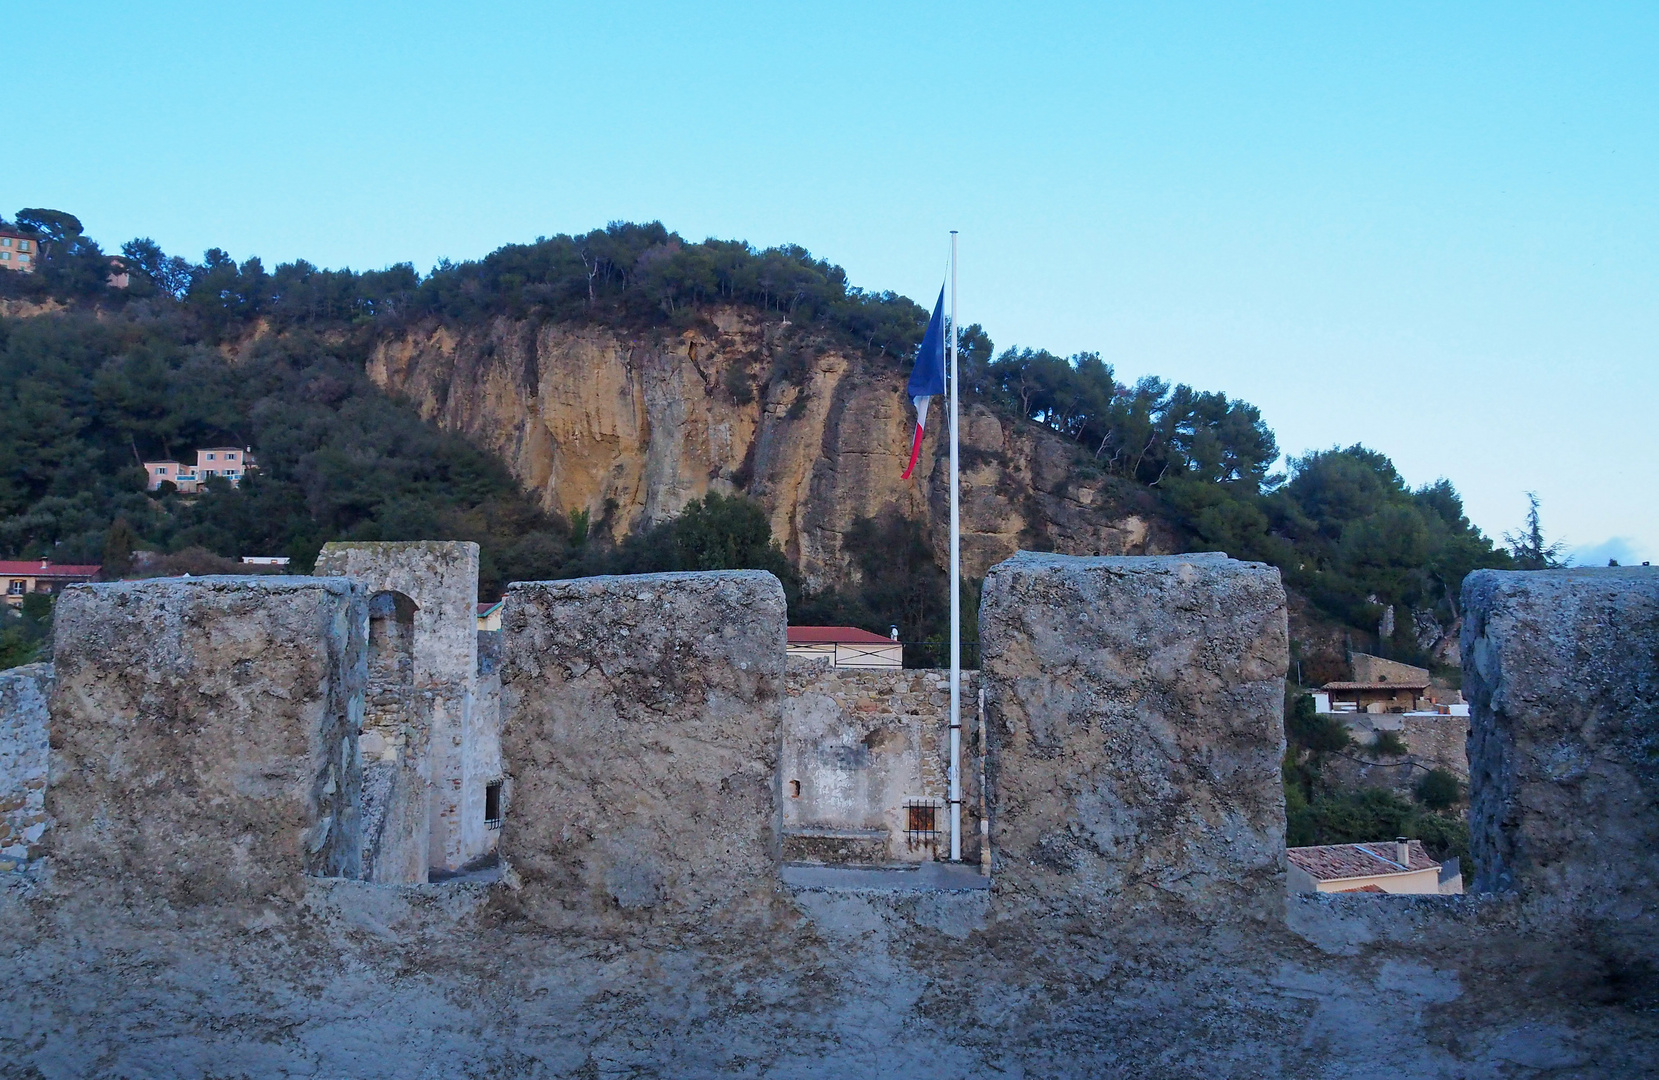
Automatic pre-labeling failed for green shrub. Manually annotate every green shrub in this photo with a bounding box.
[1414,768,1462,810]
[1287,694,1351,753]
[1370,730,1409,757]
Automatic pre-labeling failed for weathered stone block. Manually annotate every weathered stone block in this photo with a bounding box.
[0,663,52,870]
[1462,568,1659,937]
[980,552,1288,919]
[499,571,785,927]
[47,577,366,902]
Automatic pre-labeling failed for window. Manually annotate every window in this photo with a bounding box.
[7,580,23,595]
[904,799,942,849]
[156,466,168,475]
[0,238,11,247]
[16,254,28,263]
[206,453,215,460]
[484,780,504,829]
[789,780,801,798]
[0,252,10,261]
[16,240,29,252]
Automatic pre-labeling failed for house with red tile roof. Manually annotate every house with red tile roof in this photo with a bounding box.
[1287,838,1463,895]
[787,626,903,669]
[0,560,100,606]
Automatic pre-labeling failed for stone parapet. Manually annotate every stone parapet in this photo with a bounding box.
[1462,567,1659,952]
[46,576,366,902]
[0,663,52,871]
[980,551,1288,920]
[499,571,785,929]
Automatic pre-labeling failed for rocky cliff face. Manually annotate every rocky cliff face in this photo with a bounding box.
[367,308,1176,588]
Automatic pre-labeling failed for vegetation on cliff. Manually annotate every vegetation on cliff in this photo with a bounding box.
[1,210,1512,665]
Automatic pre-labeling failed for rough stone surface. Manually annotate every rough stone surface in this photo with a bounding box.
[45,576,366,903]
[980,551,1289,921]
[0,562,1657,1076]
[498,570,785,930]
[782,665,982,864]
[0,663,52,870]
[1462,567,1659,960]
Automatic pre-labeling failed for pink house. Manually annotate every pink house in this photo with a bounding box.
[144,448,256,493]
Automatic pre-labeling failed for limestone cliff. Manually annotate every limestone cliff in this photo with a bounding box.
[368,308,1176,588]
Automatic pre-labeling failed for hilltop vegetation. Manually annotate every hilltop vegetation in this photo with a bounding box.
[0,209,1511,667]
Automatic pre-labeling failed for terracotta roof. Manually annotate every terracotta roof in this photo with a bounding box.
[0,561,100,579]
[1336,884,1389,893]
[787,626,896,645]
[1321,680,1431,691]
[1286,840,1440,881]
[477,601,502,616]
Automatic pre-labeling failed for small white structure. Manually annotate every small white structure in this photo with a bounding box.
[786,626,903,669]
[1287,839,1463,895]
[240,556,290,567]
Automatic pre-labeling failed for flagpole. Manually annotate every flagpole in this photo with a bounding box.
[948,230,962,863]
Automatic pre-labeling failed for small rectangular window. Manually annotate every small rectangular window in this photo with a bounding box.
[206,453,215,460]
[7,580,23,595]
[484,780,503,829]
[0,238,11,247]
[16,240,28,251]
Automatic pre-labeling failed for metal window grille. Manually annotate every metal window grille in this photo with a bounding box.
[904,799,942,849]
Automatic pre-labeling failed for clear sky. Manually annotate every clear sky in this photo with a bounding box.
[12,2,1657,562]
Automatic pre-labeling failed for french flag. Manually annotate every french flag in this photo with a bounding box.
[900,285,947,479]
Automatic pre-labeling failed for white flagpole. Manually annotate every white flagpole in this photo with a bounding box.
[948,230,962,863]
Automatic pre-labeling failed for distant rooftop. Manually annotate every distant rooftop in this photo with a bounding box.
[0,560,101,579]
[787,626,894,645]
[1287,840,1439,881]
[1321,679,1431,691]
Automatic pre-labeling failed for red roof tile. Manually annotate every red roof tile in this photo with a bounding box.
[0,561,100,579]
[1286,840,1440,881]
[787,626,896,645]
[477,601,502,616]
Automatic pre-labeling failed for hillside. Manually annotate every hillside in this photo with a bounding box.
[0,211,1512,675]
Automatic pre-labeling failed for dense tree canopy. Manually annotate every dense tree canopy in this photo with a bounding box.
[0,208,1515,662]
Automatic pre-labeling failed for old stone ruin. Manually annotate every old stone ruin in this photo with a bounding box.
[0,550,1654,1077]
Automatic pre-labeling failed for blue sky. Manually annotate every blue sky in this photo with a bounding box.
[12,2,1658,562]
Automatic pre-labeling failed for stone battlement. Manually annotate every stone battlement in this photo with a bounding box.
[0,554,1653,1076]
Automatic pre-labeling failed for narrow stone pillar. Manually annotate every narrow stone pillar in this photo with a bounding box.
[314,541,484,877]
[980,552,1288,920]
[0,663,53,872]
[1462,567,1659,954]
[499,571,785,929]
[46,577,366,903]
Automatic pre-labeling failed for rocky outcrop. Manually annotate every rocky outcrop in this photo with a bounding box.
[368,310,1175,588]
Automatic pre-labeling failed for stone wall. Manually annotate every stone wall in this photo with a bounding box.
[781,665,982,865]
[498,571,785,931]
[0,663,51,871]
[315,541,487,878]
[1462,566,1659,961]
[980,551,1288,921]
[1326,711,1471,797]
[0,560,1657,1076]
[44,576,366,903]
